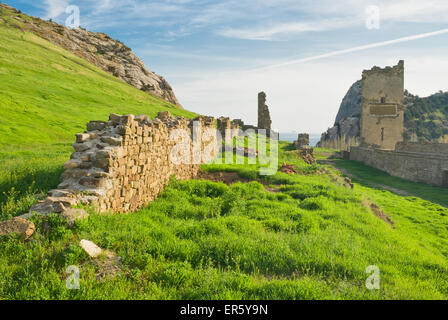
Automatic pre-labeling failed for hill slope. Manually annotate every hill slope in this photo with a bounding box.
[0,4,181,107]
[0,6,195,149]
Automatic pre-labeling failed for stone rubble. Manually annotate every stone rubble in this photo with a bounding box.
[293,133,316,164]
[80,239,103,258]
[0,217,35,240]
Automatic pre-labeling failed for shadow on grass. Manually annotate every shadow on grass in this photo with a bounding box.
[332,159,448,208]
[0,145,69,218]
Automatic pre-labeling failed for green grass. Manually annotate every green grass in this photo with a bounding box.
[2,148,448,299]
[332,159,448,208]
[2,6,448,300]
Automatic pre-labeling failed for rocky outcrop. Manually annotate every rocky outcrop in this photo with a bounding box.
[1,4,181,107]
[334,80,362,123]
[318,80,362,151]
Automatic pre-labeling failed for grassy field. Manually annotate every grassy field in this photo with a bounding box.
[1,6,448,300]
[1,144,448,299]
[332,159,448,208]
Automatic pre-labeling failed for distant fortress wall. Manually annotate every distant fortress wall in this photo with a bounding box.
[28,112,218,215]
[395,142,448,155]
[349,61,448,188]
[318,135,360,151]
[350,145,448,187]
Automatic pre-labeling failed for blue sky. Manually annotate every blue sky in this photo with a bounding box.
[6,0,448,133]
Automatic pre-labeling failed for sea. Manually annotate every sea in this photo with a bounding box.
[278,133,321,147]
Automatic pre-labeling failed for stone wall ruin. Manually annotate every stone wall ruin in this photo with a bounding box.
[258,92,272,130]
[293,133,315,165]
[350,145,448,187]
[28,112,218,216]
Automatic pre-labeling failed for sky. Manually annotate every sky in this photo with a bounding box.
[6,0,448,134]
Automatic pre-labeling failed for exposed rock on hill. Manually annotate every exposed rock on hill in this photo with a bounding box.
[318,81,362,150]
[334,80,361,124]
[0,4,181,107]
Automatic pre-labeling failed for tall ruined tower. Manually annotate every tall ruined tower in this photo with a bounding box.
[258,92,272,130]
[360,60,405,150]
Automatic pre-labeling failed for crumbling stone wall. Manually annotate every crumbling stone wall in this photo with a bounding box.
[360,60,405,150]
[29,112,217,215]
[350,145,448,187]
[294,134,310,149]
[232,119,258,132]
[318,117,361,151]
[258,92,272,130]
[217,117,239,144]
[318,135,360,151]
[395,142,448,155]
[293,133,315,164]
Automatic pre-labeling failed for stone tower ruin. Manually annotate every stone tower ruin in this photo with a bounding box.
[360,60,405,150]
[258,92,272,130]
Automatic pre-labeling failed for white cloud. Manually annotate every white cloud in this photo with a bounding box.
[218,20,341,41]
[43,0,69,19]
[216,0,448,41]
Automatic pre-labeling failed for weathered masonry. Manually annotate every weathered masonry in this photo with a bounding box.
[360,60,405,150]
[351,143,448,187]
[350,61,448,187]
[293,133,315,165]
[28,112,218,215]
[258,91,272,130]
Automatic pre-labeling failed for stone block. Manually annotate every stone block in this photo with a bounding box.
[61,208,89,226]
[0,218,35,240]
[76,133,90,143]
[109,113,122,123]
[73,143,90,152]
[79,177,104,188]
[101,136,123,146]
[63,160,80,170]
[87,121,107,131]
[80,239,102,258]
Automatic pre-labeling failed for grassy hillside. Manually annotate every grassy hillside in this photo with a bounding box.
[0,8,194,149]
[0,8,195,217]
